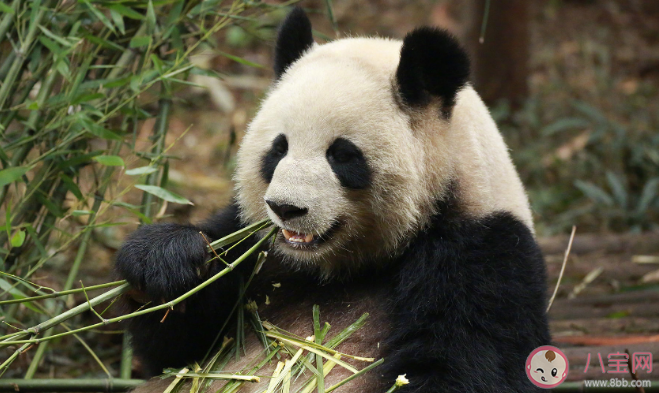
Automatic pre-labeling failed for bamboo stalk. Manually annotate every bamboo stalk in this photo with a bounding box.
[0,0,20,44]
[0,281,126,305]
[24,143,123,379]
[0,379,145,392]
[0,1,49,110]
[1,228,276,347]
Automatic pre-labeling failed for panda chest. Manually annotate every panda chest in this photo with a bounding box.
[217,269,392,393]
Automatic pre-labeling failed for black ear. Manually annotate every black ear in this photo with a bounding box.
[396,27,470,118]
[274,7,314,79]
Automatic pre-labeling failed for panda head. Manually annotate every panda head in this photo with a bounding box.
[235,7,470,275]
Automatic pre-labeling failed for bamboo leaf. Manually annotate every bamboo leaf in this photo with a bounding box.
[82,119,123,141]
[0,167,30,188]
[0,279,42,314]
[82,0,116,34]
[135,185,193,205]
[106,4,145,20]
[636,177,659,215]
[59,173,83,200]
[109,9,126,35]
[575,180,614,207]
[129,35,151,48]
[219,51,263,68]
[38,25,75,47]
[0,3,15,14]
[10,230,25,248]
[146,0,156,34]
[93,155,125,167]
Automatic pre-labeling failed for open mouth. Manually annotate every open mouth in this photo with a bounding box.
[279,222,341,249]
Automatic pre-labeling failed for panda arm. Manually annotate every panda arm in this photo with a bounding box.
[385,212,550,393]
[115,202,259,376]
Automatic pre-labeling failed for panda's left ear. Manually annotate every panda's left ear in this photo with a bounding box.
[396,27,470,118]
[274,7,315,79]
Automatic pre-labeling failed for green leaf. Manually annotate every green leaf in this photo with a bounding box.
[0,278,42,314]
[541,117,590,136]
[83,31,124,51]
[146,0,156,34]
[59,173,83,200]
[605,172,627,209]
[109,8,125,35]
[38,36,63,56]
[72,210,93,216]
[0,166,30,188]
[575,180,614,207]
[150,54,164,74]
[38,25,74,47]
[129,35,151,48]
[83,0,116,34]
[93,155,125,167]
[27,100,40,110]
[125,166,158,176]
[10,230,25,248]
[636,177,659,215]
[82,119,123,141]
[218,51,263,68]
[107,4,145,20]
[71,92,105,105]
[0,2,15,14]
[135,185,193,205]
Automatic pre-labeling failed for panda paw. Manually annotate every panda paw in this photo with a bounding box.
[115,223,209,301]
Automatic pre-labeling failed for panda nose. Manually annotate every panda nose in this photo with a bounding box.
[266,200,308,221]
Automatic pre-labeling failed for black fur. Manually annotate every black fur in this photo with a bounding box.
[382,199,550,393]
[260,134,288,183]
[326,137,371,189]
[396,27,470,118]
[115,203,260,376]
[115,198,550,387]
[273,7,314,79]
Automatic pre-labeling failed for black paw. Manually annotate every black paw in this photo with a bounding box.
[115,223,209,301]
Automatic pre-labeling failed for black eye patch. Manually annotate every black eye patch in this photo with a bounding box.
[260,134,288,183]
[326,138,371,189]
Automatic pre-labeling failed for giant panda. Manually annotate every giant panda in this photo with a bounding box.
[115,7,551,393]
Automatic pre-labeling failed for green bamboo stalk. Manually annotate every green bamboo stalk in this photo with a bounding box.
[313,305,325,393]
[0,69,59,208]
[0,1,48,110]
[119,332,133,379]
[139,94,171,220]
[0,0,20,44]
[24,143,122,379]
[0,281,126,305]
[0,379,144,392]
[0,283,130,345]
[2,228,276,347]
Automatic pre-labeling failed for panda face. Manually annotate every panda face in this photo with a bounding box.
[234,44,435,273]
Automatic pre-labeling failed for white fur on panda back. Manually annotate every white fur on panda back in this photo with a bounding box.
[450,87,534,231]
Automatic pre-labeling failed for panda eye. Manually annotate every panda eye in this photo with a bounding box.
[329,149,355,164]
[327,139,360,164]
[271,135,288,157]
[551,368,558,377]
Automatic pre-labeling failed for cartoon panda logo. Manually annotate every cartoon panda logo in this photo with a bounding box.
[526,345,569,388]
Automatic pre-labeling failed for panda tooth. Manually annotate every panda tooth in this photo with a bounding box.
[282,229,314,244]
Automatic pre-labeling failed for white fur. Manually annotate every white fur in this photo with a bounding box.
[235,37,533,274]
